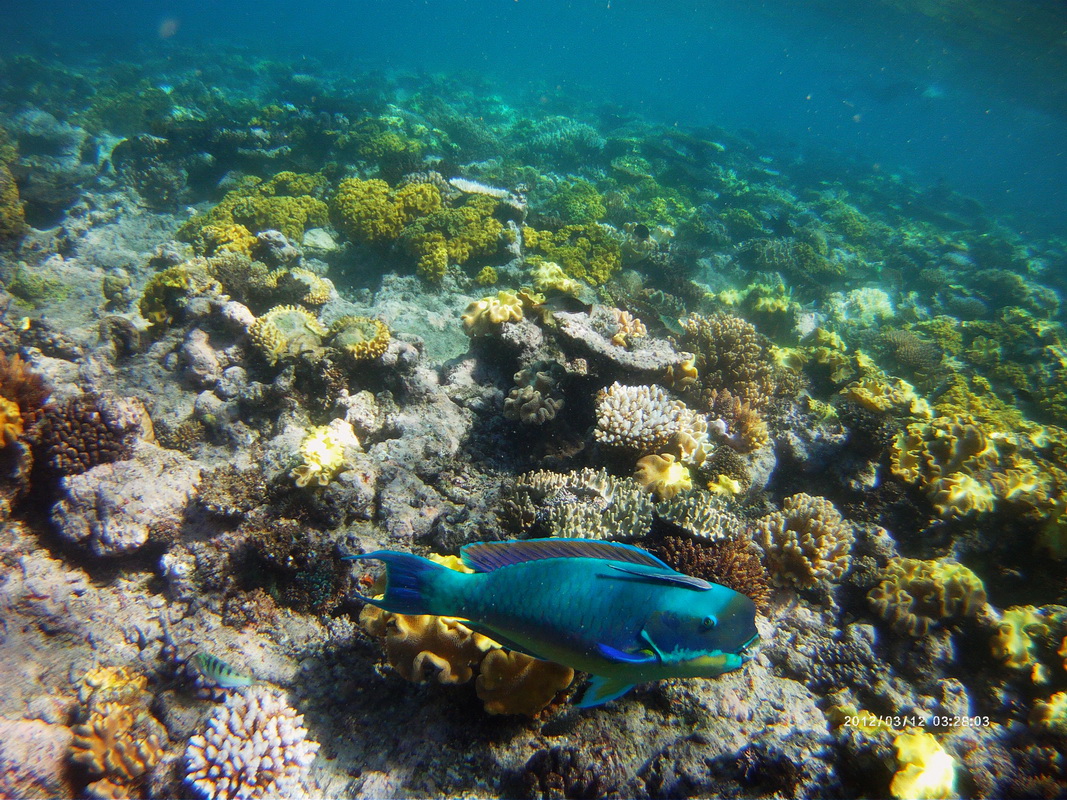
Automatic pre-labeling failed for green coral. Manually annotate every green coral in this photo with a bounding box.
[330,178,442,244]
[523,224,622,285]
[0,128,25,244]
[179,171,328,246]
[535,178,605,225]
[401,194,506,281]
[720,208,765,241]
[138,262,217,328]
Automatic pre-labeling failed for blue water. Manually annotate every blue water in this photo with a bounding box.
[4,0,1066,233]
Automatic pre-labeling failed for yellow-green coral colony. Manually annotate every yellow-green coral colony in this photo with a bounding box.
[249,305,328,364]
[328,316,390,361]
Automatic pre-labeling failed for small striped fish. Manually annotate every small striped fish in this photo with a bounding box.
[192,651,254,689]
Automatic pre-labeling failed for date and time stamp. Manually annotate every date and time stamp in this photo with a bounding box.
[842,714,992,729]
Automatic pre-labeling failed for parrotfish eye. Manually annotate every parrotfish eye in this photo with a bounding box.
[701,615,717,630]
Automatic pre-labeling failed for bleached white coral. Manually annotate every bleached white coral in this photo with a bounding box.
[184,686,319,800]
[826,287,895,327]
[594,382,708,461]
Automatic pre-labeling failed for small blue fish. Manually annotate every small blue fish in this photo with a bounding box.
[192,651,254,689]
[349,538,759,707]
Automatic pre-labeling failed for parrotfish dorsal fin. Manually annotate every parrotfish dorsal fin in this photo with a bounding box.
[460,538,672,573]
[606,563,713,590]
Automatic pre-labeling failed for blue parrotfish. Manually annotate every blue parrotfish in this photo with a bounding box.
[348,538,760,707]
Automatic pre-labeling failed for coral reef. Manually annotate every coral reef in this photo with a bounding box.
[676,313,780,411]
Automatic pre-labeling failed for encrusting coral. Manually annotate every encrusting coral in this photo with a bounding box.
[755,492,854,590]
[184,686,320,800]
[867,557,987,637]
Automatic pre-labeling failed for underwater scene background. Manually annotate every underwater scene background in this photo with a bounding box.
[0,1,1065,797]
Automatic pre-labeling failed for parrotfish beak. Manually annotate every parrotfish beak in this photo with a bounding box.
[738,633,761,661]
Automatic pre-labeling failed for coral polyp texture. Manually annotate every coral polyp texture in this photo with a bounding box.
[755,493,854,590]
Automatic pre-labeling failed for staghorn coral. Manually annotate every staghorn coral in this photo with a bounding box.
[475,649,574,716]
[676,313,779,411]
[38,393,135,476]
[649,534,771,612]
[327,315,390,362]
[755,493,853,590]
[594,382,708,462]
[248,305,328,365]
[868,558,987,637]
[184,686,319,800]
[634,453,692,501]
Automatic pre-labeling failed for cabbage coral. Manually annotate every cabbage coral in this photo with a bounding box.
[755,493,853,590]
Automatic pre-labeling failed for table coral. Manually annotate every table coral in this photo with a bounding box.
[755,492,853,590]
[184,686,319,800]
[868,558,987,637]
[475,649,574,716]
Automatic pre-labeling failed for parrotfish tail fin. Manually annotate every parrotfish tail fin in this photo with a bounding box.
[345,551,446,616]
[575,675,637,708]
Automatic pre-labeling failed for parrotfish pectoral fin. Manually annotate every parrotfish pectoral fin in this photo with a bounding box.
[460,538,673,573]
[344,550,447,615]
[595,642,657,665]
[605,564,713,590]
[575,676,637,708]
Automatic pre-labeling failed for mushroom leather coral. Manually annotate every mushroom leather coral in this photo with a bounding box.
[475,649,574,716]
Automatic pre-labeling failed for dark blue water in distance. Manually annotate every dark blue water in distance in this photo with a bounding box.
[4,0,1066,235]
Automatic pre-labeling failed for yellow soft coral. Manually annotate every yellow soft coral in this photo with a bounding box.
[1030,691,1067,734]
[0,395,23,446]
[890,730,956,800]
[461,290,526,335]
[992,606,1051,672]
[634,453,692,500]
[868,558,986,637]
[328,316,390,361]
[475,650,574,716]
[531,259,584,295]
[291,420,358,488]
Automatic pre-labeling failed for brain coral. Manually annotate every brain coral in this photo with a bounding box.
[868,557,987,637]
[184,686,319,800]
[755,492,854,590]
[676,313,779,411]
[594,382,708,462]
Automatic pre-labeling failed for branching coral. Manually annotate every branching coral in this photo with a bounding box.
[649,534,771,612]
[180,171,328,246]
[676,313,779,411]
[184,686,319,800]
[868,558,987,637]
[594,382,708,463]
[705,388,769,453]
[755,493,853,590]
